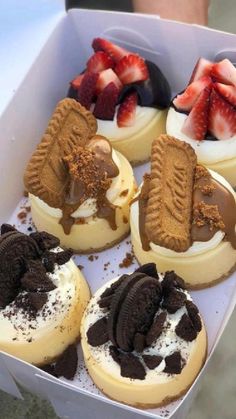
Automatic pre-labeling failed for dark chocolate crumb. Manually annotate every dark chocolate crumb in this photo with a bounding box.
[162,289,186,314]
[175,313,198,342]
[143,355,163,370]
[54,344,78,380]
[120,353,146,380]
[164,351,182,374]
[185,300,202,332]
[87,317,109,346]
[146,311,167,346]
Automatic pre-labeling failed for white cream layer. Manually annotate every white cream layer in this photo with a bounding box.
[0,249,78,343]
[32,149,122,219]
[166,107,236,164]
[83,276,197,385]
[97,106,160,141]
[131,170,235,258]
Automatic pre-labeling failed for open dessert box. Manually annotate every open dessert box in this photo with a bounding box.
[1,2,236,418]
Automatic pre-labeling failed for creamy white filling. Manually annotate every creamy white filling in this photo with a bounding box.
[97,106,160,141]
[31,149,122,219]
[0,248,78,343]
[83,276,195,385]
[131,170,235,258]
[166,107,236,164]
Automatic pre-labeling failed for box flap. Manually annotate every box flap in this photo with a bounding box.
[0,0,65,115]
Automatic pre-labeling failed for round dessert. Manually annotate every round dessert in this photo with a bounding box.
[166,58,236,186]
[81,264,207,408]
[68,37,171,165]
[24,99,136,253]
[130,135,236,289]
[0,225,90,366]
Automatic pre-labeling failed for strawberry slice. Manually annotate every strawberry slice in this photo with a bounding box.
[96,68,122,94]
[189,57,213,83]
[86,51,113,73]
[117,92,138,127]
[92,38,129,63]
[215,83,236,107]
[182,87,211,141]
[78,72,99,110]
[70,74,84,90]
[115,54,149,85]
[211,59,236,86]
[208,88,236,140]
[173,76,212,112]
[93,82,119,120]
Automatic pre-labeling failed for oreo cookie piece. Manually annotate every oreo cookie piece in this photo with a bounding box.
[175,313,197,342]
[28,292,48,311]
[100,274,127,299]
[164,351,183,375]
[135,263,159,279]
[21,271,56,292]
[0,224,17,235]
[162,271,185,295]
[115,276,162,351]
[55,249,73,265]
[133,333,146,352]
[87,317,109,347]
[162,289,187,314]
[146,311,167,346]
[109,345,123,365]
[108,273,145,346]
[54,344,78,380]
[42,251,56,272]
[143,355,163,370]
[185,300,202,332]
[98,294,113,309]
[120,353,146,380]
[30,231,60,251]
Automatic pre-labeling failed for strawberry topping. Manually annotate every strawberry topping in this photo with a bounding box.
[117,92,138,127]
[208,88,236,140]
[173,76,212,112]
[182,87,211,141]
[86,51,114,73]
[215,83,236,107]
[211,59,236,86]
[70,74,84,90]
[115,54,149,85]
[189,58,213,83]
[92,38,129,63]
[96,68,122,94]
[93,82,120,120]
[78,72,99,110]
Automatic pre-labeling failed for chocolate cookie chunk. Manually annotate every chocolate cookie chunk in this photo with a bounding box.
[164,351,182,375]
[54,344,78,380]
[28,292,48,311]
[175,313,197,342]
[55,249,73,265]
[0,224,17,235]
[109,345,123,364]
[30,231,60,252]
[135,263,159,279]
[133,333,146,352]
[108,273,145,346]
[162,288,187,314]
[120,353,146,380]
[116,276,162,351]
[143,354,163,370]
[185,300,202,332]
[162,271,185,295]
[87,317,109,347]
[21,271,56,293]
[146,311,167,346]
[100,274,128,299]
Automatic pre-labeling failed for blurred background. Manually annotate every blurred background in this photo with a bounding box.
[0,0,235,418]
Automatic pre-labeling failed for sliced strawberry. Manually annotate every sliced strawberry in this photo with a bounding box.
[93,82,119,120]
[86,51,113,73]
[173,76,212,112]
[215,83,236,107]
[92,38,129,63]
[96,68,122,94]
[211,59,236,86]
[117,92,138,127]
[182,87,211,141]
[78,72,99,110]
[115,54,149,85]
[208,88,236,140]
[70,74,84,90]
[189,57,213,83]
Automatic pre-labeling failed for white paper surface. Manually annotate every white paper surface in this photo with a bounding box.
[0,6,236,419]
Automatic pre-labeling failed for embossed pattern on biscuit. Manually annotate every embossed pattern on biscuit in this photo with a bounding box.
[24,99,97,209]
[145,135,197,252]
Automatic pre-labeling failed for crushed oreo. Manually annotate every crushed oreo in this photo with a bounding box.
[54,344,78,380]
[185,300,202,332]
[164,351,183,374]
[133,332,146,352]
[146,311,167,346]
[87,317,109,346]
[175,313,198,342]
[135,263,159,279]
[162,288,187,314]
[120,353,146,380]
[162,271,185,295]
[30,231,60,252]
[143,355,163,370]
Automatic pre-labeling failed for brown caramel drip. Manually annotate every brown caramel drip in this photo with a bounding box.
[60,136,119,234]
[192,168,236,249]
[138,174,151,251]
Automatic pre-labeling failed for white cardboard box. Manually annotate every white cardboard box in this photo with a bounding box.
[0,2,236,418]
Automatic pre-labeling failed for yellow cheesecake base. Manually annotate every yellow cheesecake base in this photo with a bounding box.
[106,110,167,166]
[0,265,90,366]
[130,211,236,289]
[81,316,207,408]
[29,152,136,253]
